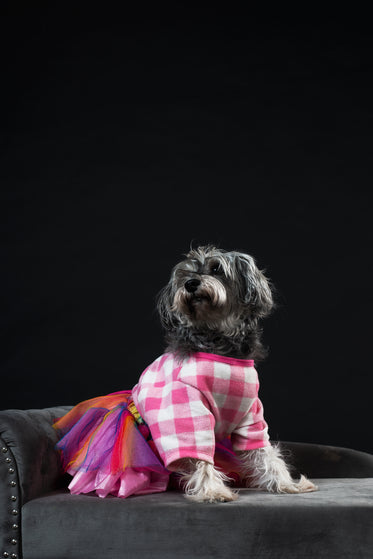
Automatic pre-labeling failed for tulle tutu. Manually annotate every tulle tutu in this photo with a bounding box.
[54,391,170,498]
[54,391,244,499]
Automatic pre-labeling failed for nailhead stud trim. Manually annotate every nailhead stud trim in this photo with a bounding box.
[1,440,21,559]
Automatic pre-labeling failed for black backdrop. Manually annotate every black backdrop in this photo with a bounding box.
[1,10,372,454]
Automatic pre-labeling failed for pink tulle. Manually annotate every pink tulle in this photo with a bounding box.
[54,392,170,498]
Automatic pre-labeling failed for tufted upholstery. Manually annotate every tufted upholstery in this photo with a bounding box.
[1,407,373,559]
[0,407,72,559]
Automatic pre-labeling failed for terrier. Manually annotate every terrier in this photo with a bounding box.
[131,246,317,502]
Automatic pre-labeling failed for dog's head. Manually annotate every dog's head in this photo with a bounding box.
[157,246,273,336]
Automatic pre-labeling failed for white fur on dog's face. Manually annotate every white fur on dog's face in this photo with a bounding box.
[172,268,230,326]
[158,246,273,334]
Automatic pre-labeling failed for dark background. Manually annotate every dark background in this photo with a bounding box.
[1,9,372,453]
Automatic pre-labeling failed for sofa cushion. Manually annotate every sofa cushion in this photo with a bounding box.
[22,479,373,559]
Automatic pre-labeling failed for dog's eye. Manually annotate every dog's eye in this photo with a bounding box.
[210,263,223,275]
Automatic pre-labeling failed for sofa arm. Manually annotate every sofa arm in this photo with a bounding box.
[0,406,72,558]
[0,406,72,504]
[281,441,373,478]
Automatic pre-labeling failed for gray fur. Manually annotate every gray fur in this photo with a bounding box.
[157,245,274,360]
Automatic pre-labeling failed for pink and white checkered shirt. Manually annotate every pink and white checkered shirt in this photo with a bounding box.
[132,352,270,468]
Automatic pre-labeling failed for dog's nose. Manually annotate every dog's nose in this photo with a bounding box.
[185,279,201,293]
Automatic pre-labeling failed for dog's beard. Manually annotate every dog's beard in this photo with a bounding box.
[172,276,232,328]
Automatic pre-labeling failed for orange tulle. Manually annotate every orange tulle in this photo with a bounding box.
[54,391,170,498]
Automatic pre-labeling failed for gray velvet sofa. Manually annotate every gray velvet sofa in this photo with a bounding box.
[1,406,373,559]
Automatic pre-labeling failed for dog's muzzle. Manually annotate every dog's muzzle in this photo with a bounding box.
[172,275,228,318]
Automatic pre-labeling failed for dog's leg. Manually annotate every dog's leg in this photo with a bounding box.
[173,458,238,503]
[238,446,318,493]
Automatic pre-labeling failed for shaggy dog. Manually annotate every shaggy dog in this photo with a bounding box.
[142,245,317,502]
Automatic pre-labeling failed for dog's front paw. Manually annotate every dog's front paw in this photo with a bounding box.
[179,459,238,503]
[278,475,318,494]
[187,485,238,503]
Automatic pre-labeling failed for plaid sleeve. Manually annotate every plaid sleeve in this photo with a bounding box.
[230,397,270,451]
[145,380,216,469]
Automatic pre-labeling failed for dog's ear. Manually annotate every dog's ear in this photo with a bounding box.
[234,253,274,319]
[157,280,178,329]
